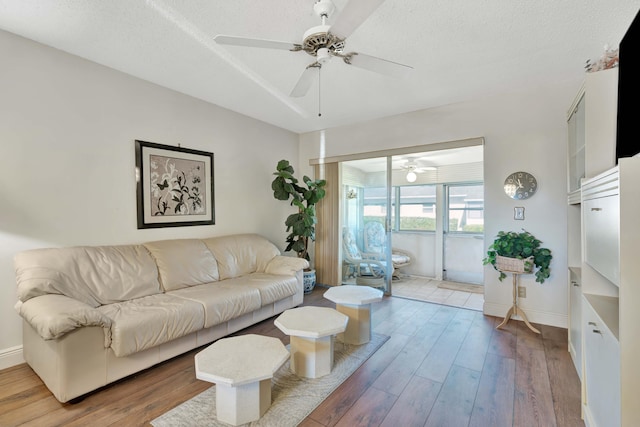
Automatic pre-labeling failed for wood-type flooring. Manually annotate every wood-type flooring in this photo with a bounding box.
[0,286,583,427]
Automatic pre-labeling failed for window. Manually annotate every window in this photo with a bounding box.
[446,184,484,233]
[363,183,483,233]
[398,185,436,231]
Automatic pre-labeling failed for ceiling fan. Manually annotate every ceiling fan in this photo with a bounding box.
[400,158,437,182]
[213,0,413,98]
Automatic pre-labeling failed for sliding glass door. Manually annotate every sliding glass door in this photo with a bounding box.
[340,157,392,293]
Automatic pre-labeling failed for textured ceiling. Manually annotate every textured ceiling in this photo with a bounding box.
[0,0,637,133]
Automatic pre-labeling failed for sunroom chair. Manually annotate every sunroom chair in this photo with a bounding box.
[342,227,389,287]
[363,221,412,279]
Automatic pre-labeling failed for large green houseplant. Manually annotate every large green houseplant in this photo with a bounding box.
[483,230,552,283]
[271,159,326,271]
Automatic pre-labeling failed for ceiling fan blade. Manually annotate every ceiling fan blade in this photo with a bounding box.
[329,0,386,40]
[214,35,301,51]
[345,52,413,78]
[290,64,320,97]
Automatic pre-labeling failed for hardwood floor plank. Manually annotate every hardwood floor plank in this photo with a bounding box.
[63,366,208,426]
[424,365,481,427]
[0,365,43,401]
[371,315,447,395]
[298,418,326,427]
[414,309,475,382]
[307,332,412,426]
[542,329,584,427]
[0,364,38,388]
[514,340,557,427]
[469,352,516,427]
[488,317,518,359]
[385,301,442,337]
[454,311,495,372]
[0,392,62,426]
[334,386,397,427]
[0,383,51,415]
[379,375,441,427]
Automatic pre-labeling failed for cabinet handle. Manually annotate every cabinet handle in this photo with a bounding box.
[588,321,597,326]
[571,281,580,287]
[590,207,602,211]
[592,329,602,334]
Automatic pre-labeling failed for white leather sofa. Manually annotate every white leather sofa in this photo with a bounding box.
[14,234,308,402]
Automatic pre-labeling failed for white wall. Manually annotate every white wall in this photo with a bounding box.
[300,81,576,328]
[0,30,299,368]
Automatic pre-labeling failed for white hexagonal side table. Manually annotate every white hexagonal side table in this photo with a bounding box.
[274,306,348,378]
[324,285,383,345]
[194,334,289,426]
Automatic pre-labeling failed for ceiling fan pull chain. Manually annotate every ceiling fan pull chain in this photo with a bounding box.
[318,66,322,117]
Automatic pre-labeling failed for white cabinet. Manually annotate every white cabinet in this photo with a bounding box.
[567,90,586,194]
[568,267,582,378]
[579,157,640,427]
[582,295,620,427]
[582,169,620,286]
[565,68,620,410]
[584,68,619,178]
[583,295,620,427]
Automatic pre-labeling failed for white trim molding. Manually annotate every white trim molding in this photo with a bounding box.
[0,345,24,370]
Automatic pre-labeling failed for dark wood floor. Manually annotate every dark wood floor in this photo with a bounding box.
[0,286,583,427]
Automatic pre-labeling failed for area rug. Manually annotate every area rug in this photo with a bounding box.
[437,281,484,294]
[151,333,389,427]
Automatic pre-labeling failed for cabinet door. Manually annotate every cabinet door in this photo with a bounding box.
[584,194,619,285]
[568,94,586,193]
[583,298,620,427]
[569,270,582,379]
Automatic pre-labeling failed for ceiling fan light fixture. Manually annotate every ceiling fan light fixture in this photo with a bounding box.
[406,171,417,183]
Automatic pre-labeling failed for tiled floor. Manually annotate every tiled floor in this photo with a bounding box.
[390,275,484,311]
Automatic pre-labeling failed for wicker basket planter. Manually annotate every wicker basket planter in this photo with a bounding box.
[484,230,552,283]
[495,255,534,274]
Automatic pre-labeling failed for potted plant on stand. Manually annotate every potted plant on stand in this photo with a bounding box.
[483,229,552,283]
[271,159,327,293]
[483,229,552,334]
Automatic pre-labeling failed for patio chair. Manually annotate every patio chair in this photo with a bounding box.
[363,221,412,278]
[342,227,389,285]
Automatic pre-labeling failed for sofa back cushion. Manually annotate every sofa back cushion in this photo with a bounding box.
[203,234,280,280]
[15,245,161,307]
[143,239,219,291]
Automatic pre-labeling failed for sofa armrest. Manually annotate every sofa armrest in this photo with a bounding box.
[264,256,309,276]
[15,294,112,345]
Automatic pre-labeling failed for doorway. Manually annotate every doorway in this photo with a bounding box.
[337,144,484,302]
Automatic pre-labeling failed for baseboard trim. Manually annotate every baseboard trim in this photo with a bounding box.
[0,345,24,370]
[483,302,568,329]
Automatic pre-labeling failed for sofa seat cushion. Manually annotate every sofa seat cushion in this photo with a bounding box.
[223,273,300,306]
[98,294,205,357]
[168,283,261,328]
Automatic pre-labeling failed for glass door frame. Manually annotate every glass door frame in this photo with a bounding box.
[339,157,393,294]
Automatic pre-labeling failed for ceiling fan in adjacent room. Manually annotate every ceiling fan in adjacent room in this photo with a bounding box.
[400,158,436,182]
[214,0,413,98]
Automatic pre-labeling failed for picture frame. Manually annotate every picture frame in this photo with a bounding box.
[514,206,525,221]
[135,140,215,229]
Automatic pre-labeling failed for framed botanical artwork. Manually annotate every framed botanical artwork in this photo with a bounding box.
[135,140,215,228]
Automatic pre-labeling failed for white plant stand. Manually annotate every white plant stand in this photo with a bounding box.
[496,271,540,334]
